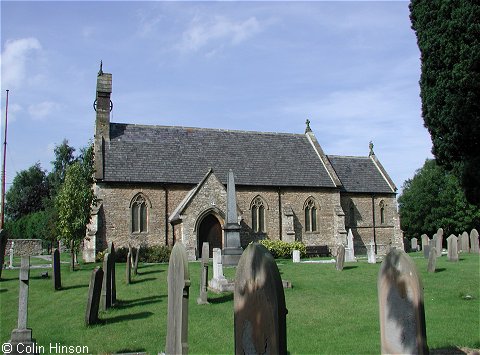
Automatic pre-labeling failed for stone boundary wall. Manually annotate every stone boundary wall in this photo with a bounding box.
[5,239,43,256]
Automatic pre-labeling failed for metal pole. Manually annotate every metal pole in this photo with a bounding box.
[1,89,9,229]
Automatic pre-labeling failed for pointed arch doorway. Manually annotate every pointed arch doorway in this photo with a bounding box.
[198,214,223,258]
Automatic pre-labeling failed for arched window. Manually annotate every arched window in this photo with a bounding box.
[304,197,318,232]
[379,200,385,225]
[251,196,266,233]
[131,194,148,233]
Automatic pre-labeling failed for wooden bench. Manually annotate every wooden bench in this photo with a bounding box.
[305,245,330,257]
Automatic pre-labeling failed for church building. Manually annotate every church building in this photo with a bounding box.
[83,69,403,261]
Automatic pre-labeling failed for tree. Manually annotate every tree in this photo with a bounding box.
[398,159,480,241]
[55,144,95,270]
[47,139,76,195]
[5,163,49,221]
[409,1,480,205]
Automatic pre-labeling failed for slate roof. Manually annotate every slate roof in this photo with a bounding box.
[327,155,395,194]
[103,123,337,187]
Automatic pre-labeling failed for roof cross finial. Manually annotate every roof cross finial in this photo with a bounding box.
[305,118,312,133]
[369,141,375,156]
[98,60,104,76]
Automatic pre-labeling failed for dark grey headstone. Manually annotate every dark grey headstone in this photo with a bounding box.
[427,247,437,273]
[470,229,479,254]
[197,242,209,305]
[378,249,428,354]
[126,251,131,284]
[336,245,345,271]
[108,242,116,305]
[447,235,459,262]
[234,243,287,355]
[166,242,190,355]
[134,246,140,275]
[0,229,7,279]
[52,248,61,290]
[85,267,104,325]
[423,244,430,259]
[101,252,111,311]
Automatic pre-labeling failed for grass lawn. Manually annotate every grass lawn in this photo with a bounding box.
[0,252,479,354]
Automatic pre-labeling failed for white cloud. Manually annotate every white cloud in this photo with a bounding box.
[0,38,42,90]
[178,16,261,52]
[4,103,23,123]
[28,101,62,120]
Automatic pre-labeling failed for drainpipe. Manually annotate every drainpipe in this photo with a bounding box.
[372,195,377,254]
[278,187,282,240]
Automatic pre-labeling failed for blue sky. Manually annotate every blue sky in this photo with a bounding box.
[1,1,432,194]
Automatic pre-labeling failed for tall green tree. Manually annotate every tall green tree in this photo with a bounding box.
[55,144,95,270]
[410,1,480,205]
[5,163,49,221]
[398,159,480,240]
[47,139,76,195]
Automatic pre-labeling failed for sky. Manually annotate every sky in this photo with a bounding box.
[0,0,433,195]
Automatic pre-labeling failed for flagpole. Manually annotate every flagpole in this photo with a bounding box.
[1,89,9,229]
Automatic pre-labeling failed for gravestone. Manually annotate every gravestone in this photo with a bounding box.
[108,242,116,305]
[460,232,470,253]
[470,229,479,254]
[436,229,443,257]
[126,251,131,284]
[165,242,190,355]
[427,247,437,273]
[457,235,463,253]
[128,244,133,268]
[292,250,300,263]
[411,238,418,252]
[9,241,14,268]
[345,229,356,262]
[134,246,140,275]
[197,242,209,305]
[234,243,287,355]
[52,248,61,290]
[366,243,376,264]
[336,245,345,271]
[378,249,428,354]
[101,252,111,311]
[223,170,243,266]
[420,234,429,251]
[423,244,430,259]
[447,235,458,262]
[208,248,233,292]
[429,237,436,258]
[9,256,36,352]
[0,229,7,278]
[85,267,104,325]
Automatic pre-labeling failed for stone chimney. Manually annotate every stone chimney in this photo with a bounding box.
[94,62,112,180]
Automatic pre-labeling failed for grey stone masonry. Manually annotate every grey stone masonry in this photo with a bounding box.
[9,257,37,354]
[223,169,243,266]
[378,250,428,354]
[197,242,209,305]
[427,247,437,273]
[166,242,190,355]
[336,245,345,271]
[470,229,479,253]
[85,267,104,325]
[447,235,459,262]
[52,248,61,290]
[234,243,287,355]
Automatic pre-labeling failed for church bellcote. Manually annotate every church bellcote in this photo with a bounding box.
[94,61,112,180]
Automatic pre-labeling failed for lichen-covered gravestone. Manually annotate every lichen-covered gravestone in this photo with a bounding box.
[197,242,209,305]
[427,247,437,273]
[470,229,479,254]
[436,228,443,257]
[234,243,287,355]
[336,245,345,271]
[108,242,116,305]
[166,242,190,355]
[101,252,111,311]
[52,248,61,290]
[378,249,428,354]
[85,267,104,325]
[411,238,418,252]
[420,234,429,252]
[461,232,470,253]
[447,235,459,262]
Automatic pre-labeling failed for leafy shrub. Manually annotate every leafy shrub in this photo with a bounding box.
[259,239,306,259]
[95,249,107,263]
[96,245,172,263]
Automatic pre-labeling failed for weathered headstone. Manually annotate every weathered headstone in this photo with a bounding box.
[208,248,233,292]
[457,235,463,253]
[52,248,61,290]
[85,267,104,325]
[411,238,418,252]
[447,235,459,262]
[470,229,479,254]
[108,242,116,305]
[197,242,209,305]
[461,232,470,253]
[427,247,437,273]
[345,229,356,262]
[133,246,140,275]
[292,250,300,263]
[0,229,8,278]
[128,244,133,268]
[101,252,111,311]
[436,229,443,257]
[234,243,287,355]
[378,249,428,354]
[9,241,14,268]
[336,245,345,271]
[126,251,131,284]
[420,234,429,251]
[223,169,243,266]
[366,243,376,264]
[9,256,36,352]
[165,241,190,355]
[423,244,430,259]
